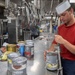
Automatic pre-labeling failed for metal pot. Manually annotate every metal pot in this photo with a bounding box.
[46,51,58,71]
[12,56,27,75]
[7,52,20,72]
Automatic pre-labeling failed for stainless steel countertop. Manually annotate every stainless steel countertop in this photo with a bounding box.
[0,36,57,75]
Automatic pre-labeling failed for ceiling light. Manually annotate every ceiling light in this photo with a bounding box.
[31,1,34,4]
[69,0,75,3]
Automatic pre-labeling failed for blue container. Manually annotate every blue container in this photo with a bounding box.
[19,45,25,56]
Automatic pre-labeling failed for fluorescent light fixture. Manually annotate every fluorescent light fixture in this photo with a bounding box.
[70,0,75,3]
[44,17,51,19]
[44,17,56,20]
[31,1,34,3]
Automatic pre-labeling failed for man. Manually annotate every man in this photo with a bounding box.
[44,1,75,75]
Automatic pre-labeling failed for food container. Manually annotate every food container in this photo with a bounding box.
[46,51,58,71]
[25,40,34,58]
[25,45,34,59]
[7,52,20,72]
[11,56,27,75]
[7,44,17,52]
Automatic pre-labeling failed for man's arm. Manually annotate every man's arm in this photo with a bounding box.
[55,35,75,54]
[48,44,57,52]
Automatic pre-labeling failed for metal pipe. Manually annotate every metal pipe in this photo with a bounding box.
[57,46,63,75]
[50,0,53,13]
[50,19,52,33]
[5,0,10,8]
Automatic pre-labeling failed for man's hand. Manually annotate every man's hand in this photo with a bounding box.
[44,44,57,61]
[44,50,53,61]
[55,35,65,44]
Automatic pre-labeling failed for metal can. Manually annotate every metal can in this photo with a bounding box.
[25,40,34,58]
[7,52,20,72]
[46,51,58,71]
[25,45,31,59]
[12,56,27,75]
[7,44,17,52]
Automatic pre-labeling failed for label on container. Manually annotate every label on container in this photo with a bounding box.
[25,52,31,58]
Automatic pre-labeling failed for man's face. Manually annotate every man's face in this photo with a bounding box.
[58,10,71,24]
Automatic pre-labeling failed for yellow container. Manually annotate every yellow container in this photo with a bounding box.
[40,29,43,32]
[7,44,17,52]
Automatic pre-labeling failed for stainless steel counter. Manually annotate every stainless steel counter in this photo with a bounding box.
[0,34,57,75]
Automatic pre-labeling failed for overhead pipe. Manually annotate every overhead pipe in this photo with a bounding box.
[5,0,10,8]
[50,0,53,12]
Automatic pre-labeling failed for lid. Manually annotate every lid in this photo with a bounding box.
[18,41,25,46]
[26,40,34,44]
[26,40,33,42]
[7,52,20,59]
[12,56,27,65]
[47,51,58,56]
[25,44,34,47]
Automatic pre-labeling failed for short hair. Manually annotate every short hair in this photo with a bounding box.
[70,3,75,11]
[66,3,75,12]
